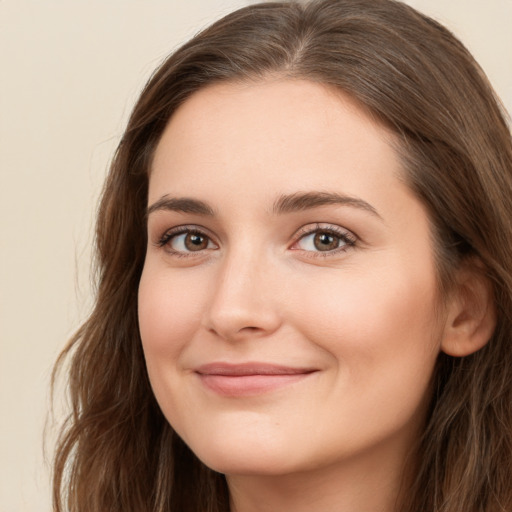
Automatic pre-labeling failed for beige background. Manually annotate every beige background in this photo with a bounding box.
[1,1,511,510]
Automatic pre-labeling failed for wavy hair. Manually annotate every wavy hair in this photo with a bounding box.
[52,1,512,510]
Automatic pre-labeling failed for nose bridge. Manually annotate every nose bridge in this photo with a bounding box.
[205,238,281,339]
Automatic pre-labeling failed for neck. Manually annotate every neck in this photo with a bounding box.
[226,434,417,512]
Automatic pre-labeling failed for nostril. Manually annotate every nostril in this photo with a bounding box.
[204,297,282,340]
[207,324,266,340]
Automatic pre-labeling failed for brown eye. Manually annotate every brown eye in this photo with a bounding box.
[293,226,355,255]
[313,232,339,251]
[184,233,209,251]
[161,230,216,253]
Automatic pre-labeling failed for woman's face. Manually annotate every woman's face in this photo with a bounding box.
[138,79,447,476]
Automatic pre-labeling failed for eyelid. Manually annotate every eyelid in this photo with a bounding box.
[290,223,357,256]
[155,224,218,255]
[153,222,357,258]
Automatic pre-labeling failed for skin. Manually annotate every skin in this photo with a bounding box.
[138,79,453,512]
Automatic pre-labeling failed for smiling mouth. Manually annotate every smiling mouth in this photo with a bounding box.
[195,363,318,397]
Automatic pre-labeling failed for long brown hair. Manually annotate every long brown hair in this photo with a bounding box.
[52,1,512,510]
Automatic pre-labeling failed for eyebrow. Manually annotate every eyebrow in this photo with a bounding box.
[146,191,381,219]
[272,191,381,218]
[146,196,215,217]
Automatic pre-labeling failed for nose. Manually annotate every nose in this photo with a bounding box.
[203,248,282,342]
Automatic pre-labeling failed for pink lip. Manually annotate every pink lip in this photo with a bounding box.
[195,362,317,397]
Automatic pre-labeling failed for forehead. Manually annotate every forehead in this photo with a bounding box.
[149,79,413,223]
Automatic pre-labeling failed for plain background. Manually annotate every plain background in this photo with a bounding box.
[1,1,511,510]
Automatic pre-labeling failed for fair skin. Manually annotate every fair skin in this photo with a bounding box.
[138,79,490,512]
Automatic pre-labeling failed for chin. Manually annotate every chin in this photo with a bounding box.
[184,431,301,477]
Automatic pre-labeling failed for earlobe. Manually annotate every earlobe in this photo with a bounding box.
[441,262,496,357]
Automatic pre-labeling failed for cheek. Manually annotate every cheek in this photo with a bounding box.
[286,263,442,454]
[138,267,207,364]
[291,260,442,384]
[137,265,214,435]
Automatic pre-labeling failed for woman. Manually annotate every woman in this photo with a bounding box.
[52,0,512,510]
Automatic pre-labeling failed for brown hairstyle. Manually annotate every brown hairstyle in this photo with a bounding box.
[52,1,512,510]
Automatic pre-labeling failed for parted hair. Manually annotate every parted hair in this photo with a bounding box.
[52,1,512,510]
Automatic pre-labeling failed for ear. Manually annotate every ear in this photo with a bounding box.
[441,261,496,357]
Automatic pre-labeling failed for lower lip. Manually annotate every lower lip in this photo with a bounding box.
[198,373,314,397]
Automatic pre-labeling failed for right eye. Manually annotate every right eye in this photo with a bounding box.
[158,227,218,255]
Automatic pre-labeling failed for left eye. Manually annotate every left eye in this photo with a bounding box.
[294,228,354,253]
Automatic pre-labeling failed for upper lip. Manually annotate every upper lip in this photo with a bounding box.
[195,362,317,376]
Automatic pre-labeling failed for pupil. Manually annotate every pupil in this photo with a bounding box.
[314,232,338,251]
[185,233,207,251]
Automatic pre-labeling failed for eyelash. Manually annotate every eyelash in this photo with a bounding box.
[291,223,357,258]
[156,225,216,257]
[155,223,357,258]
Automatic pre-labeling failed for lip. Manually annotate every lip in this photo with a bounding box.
[195,362,318,397]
